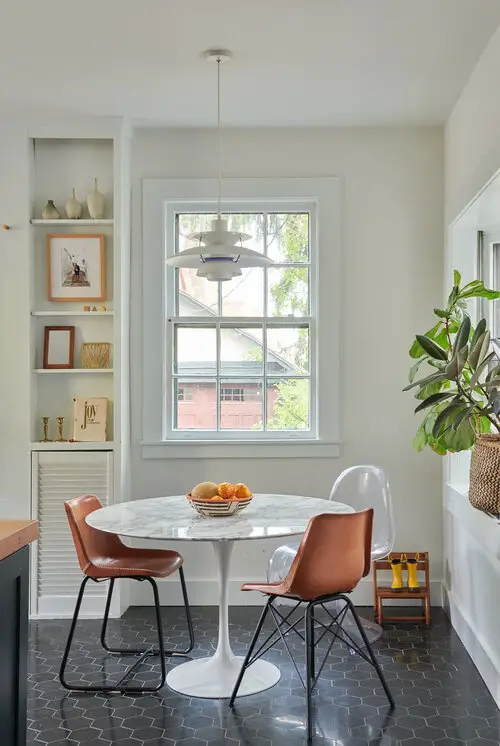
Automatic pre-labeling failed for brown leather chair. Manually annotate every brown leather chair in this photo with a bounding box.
[229,509,394,741]
[59,494,194,693]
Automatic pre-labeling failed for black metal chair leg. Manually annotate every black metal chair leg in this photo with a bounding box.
[341,594,395,708]
[310,604,315,681]
[100,578,115,652]
[100,569,194,658]
[229,596,274,706]
[59,577,90,690]
[179,566,195,654]
[305,603,315,743]
[60,576,172,693]
[147,577,167,690]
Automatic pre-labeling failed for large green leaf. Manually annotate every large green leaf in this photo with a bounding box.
[469,330,490,370]
[445,418,476,452]
[470,352,496,389]
[461,286,500,300]
[453,269,461,287]
[415,380,450,400]
[414,392,454,413]
[433,308,450,319]
[480,416,493,433]
[409,358,426,383]
[409,322,442,359]
[415,335,448,361]
[451,403,478,430]
[470,318,487,352]
[486,364,500,382]
[447,286,458,307]
[403,372,448,392]
[432,400,464,438]
[413,423,427,452]
[453,316,471,354]
[491,395,500,417]
[445,345,468,380]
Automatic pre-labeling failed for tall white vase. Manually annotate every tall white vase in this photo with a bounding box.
[87,178,105,219]
[65,188,82,219]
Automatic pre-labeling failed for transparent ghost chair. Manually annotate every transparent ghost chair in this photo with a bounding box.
[267,465,395,643]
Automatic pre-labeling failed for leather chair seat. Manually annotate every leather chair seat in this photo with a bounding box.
[84,547,183,579]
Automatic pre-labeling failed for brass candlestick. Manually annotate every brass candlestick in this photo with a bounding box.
[56,416,66,442]
[41,417,52,442]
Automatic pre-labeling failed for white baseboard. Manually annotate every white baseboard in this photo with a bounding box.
[31,588,122,621]
[130,577,443,608]
[443,586,500,707]
[29,578,443,619]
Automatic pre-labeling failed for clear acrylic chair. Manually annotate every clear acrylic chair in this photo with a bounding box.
[268,465,395,643]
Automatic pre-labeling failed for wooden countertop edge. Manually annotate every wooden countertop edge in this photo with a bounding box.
[0,520,38,562]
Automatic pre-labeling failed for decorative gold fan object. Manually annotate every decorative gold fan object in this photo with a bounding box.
[81,342,111,369]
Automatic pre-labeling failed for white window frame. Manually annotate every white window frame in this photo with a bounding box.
[142,177,341,459]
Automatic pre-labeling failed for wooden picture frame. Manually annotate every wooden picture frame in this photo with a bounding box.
[43,326,75,369]
[46,234,106,302]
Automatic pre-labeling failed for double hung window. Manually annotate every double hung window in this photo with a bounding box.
[142,177,340,457]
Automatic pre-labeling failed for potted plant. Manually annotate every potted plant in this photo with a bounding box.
[404,270,500,514]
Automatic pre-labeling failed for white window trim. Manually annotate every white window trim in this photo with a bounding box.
[142,177,341,459]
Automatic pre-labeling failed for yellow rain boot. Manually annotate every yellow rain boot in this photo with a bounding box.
[389,554,404,592]
[406,553,420,592]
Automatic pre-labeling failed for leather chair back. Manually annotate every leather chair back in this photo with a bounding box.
[284,509,373,600]
[65,494,124,576]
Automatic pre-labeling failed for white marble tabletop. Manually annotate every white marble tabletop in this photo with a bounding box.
[86,494,353,542]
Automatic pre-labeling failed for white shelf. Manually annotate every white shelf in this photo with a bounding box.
[31,310,114,317]
[30,219,114,226]
[34,368,114,374]
[30,441,115,451]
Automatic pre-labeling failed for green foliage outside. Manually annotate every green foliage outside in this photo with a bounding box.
[404,270,500,454]
[265,213,309,430]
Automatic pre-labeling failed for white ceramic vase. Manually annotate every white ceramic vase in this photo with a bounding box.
[65,188,82,219]
[87,178,105,219]
[41,200,60,220]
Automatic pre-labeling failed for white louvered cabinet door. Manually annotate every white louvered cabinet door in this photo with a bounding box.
[32,451,114,618]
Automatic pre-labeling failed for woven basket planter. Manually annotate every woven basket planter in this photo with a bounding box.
[469,434,500,515]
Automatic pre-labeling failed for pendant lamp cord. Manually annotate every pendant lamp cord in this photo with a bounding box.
[217,56,222,219]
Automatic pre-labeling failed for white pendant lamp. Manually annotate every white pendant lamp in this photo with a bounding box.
[166,50,273,282]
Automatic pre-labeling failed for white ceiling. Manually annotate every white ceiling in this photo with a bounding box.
[2,0,500,126]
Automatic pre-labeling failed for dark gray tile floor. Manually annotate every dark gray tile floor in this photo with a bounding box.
[28,605,499,745]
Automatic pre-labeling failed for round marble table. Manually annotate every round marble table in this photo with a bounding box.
[86,493,352,699]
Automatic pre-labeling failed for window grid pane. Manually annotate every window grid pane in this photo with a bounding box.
[172,321,310,433]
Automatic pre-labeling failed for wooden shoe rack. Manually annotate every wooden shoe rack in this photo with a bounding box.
[373,551,431,625]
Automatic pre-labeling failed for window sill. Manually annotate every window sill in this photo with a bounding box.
[141,440,341,459]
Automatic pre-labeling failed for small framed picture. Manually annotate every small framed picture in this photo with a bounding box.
[46,234,106,302]
[43,326,75,369]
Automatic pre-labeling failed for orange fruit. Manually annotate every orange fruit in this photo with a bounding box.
[234,483,252,499]
[210,495,224,501]
[218,482,236,499]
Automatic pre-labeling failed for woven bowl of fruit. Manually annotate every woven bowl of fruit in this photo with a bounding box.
[187,482,253,517]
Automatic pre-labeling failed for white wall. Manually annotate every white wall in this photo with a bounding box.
[446,25,500,224]
[445,26,500,706]
[130,126,444,605]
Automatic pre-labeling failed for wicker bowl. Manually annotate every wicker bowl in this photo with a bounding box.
[187,493,253,517]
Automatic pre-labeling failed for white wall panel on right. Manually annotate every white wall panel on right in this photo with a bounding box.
[446,25,500,225]
[445,20,500,707]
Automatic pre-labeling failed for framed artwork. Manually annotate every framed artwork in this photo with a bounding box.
[43,326,75,369]
[81,342,112,369]
[46,234,106,302]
